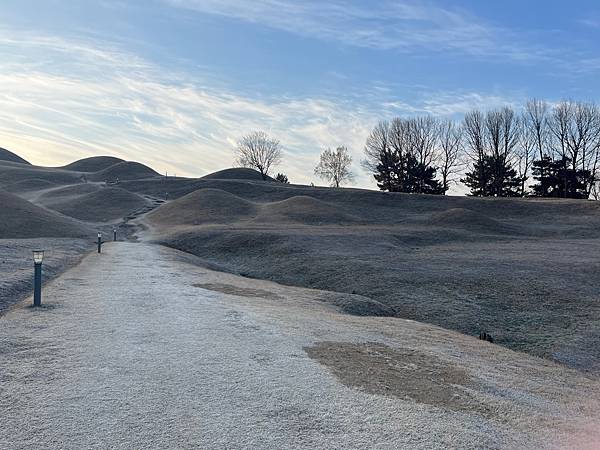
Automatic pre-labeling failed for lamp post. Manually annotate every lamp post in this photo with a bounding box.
[97,232,102,253]
[113,228,117,242]
[32,250,44,307]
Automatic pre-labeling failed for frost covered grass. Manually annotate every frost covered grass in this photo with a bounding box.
[1,242,599,449]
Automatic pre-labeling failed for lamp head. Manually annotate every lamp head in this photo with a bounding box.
[33,250,44,264]
[98,232,102,238]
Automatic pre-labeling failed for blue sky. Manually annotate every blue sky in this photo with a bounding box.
[1,0,600,190]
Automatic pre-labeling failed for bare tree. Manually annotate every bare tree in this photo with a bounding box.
[315,146,354,188]
[438,120,464,193]
[485,107,520,195]
[524,99,549,162]
[408,116,440,168]
[549,101,571,161]
[462,108,521,196]
[362,120,393,191]
[516,115,535,196]
[235,131,282,180]
[548,101,600,197]
[463,110,487,192]
[569,102,600,196]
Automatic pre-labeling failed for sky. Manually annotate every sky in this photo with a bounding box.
[1,0,600,191]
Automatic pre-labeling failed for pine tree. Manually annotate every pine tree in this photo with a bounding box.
[374,150,403,192]
[275,173,289,184]
[374,151,443,194]
[403,154,445,194]
[462,155,521,197]
[531,157,591,199]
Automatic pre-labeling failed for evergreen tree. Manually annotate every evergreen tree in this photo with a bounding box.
[275,173,289,184]
[374,150,403,192]
[403,154,445,194]
[462,155,521,197]
[374,151,443,194]
[531,157,591,199]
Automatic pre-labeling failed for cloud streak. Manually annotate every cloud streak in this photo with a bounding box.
[164,0,557,62]
[0,27,520,191]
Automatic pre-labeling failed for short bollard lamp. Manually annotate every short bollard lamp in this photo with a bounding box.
[113,228,117,241]
[97,232,102,253]
[32,250,44,307]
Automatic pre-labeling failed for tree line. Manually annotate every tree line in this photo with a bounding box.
[234,99,600,199]
[364,99,600,199]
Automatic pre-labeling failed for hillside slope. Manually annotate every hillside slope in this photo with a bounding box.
[145,183,600,373]
[62,156,125,172]
[0,190,93,238]
[39,187,151,223]
[89,161,160,182]
[0,147,30,165]
[200,167,275,181]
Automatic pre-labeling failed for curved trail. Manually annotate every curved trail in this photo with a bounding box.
[1,242,599,449]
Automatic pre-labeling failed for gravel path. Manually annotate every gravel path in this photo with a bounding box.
[1,242,599,449]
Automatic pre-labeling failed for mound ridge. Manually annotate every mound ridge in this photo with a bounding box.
[62,156,125,172]
[0,148,30,165]
[201,168,275,182]
[0,164,83,186]
[89,161,160,182]
[261,196,358,225]
[3,178,57,193]
[148,190,359,228]
[148,188,257,225]
[0,190,92,238]
[37,183,101,203]
[44,187,150,223]
[429,208,515,234]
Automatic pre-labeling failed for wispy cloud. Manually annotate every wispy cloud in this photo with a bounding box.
[164,0,555,62]
[0,28,520,190]
[579,13,600,29]
[0,29,377,185]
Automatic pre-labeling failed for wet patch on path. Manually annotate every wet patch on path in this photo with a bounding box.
[193,282,283,300]
[305,341,489,415]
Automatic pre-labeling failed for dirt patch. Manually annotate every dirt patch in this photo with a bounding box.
[305,341,488,415]
[193,282,283,300]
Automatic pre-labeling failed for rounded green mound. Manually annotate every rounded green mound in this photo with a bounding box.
[89,161,160,182]
[0,190,92,238]
[0,148,30,165]
[45,187,150,223]
[62,156,125,172]
[148,188,257,226]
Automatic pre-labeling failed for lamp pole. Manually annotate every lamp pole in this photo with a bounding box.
[32,250,44,307]
[97,232,102,253]
[113,228,117,241]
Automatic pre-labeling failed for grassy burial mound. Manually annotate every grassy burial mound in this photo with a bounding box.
[0,147,30,165]
[147,188,360,227]
[117,167,276,201]
[0,190,93,238]
[145,180,600,373]
[260,196,359,225]
[0,161,83,186]
[427,207,521,235]
[88,161,160,182]
[37,183,101,201]
[62,155,125,172]
[39,187,151,223]
[147,188,258,226]
[200,167,275,181]
[2,178,58,193]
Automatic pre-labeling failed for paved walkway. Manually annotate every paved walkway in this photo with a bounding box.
[1,242,598,449]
